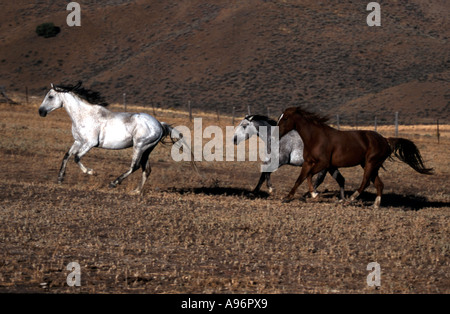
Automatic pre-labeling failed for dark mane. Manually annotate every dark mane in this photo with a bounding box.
[245,114,277,126]
[53,81,109,106]
[294,107,329,125]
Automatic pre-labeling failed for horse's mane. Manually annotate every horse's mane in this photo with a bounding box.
[246,114,277,126]
[53,81,109,107]
[293,107,329,126]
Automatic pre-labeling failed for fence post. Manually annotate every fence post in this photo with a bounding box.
[395,112,399,137]
[247,104,251,116]
[188,101,192,122]
[374,115,377,132]
[336,114,340,130]
[437,119,440,144]
[152,101,156,116]
[216,107,220,122]
[123,93,126,112]
[232,106,235,126]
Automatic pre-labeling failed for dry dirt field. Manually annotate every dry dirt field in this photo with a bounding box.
[0,101,449,294]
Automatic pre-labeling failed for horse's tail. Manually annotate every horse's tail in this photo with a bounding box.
[160,122,201,176]
[387,137,433,175]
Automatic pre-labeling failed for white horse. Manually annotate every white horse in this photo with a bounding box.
[233,115,346,199]
[38,82,196,194]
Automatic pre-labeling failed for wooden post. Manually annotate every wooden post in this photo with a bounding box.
[336,114,340,130]
[395,112,399,137]
[247,104,251,116]
[152,101,156,116]
[216,107,220,122]
[266,106,270,119]
[232,106,235,126]
[374,115,377,132]
[437,119,440,144]
[188,101,192,122]
[123,93,127,112]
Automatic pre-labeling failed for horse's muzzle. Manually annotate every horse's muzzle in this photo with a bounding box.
[38,108,47,117]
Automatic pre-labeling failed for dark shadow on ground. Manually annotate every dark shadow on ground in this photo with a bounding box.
[315,190,450,211]
[167,186,270,199]
[169,186,449,210]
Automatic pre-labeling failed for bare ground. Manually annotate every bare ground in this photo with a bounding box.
[0,103,449,293]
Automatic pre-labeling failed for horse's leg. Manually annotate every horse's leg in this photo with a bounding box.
[266,172,273,193]
[312,168,328,198]
[252,172,266,194]
[350,163,376,202]
[73,143,96,175]
[371,173,384,209]
[58,142,78,183]
[331,168,346,200]
[307,174,314,197]
[109,146,143,188]
[283,163,311,203]
[133,147,154,195]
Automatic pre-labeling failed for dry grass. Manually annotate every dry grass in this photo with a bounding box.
[0,102,449,293]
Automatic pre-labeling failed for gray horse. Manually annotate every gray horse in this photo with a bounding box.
[38,82,196,194]
[233,115,345,199]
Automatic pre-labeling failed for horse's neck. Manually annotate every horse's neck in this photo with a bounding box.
[254,121,273,145]
[61,93,95,123]
[296,119,325,147]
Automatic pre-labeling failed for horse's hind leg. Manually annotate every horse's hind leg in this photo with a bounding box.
[350,163,381,205]
[133,147,154,195]
[109,146,143,188]
[312,169,327,198]
[371,174,384,209]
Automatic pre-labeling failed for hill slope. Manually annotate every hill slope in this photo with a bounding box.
[0,0,448,123]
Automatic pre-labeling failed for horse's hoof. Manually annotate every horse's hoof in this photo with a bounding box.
[282,197,293,203]
[87,169,96,176]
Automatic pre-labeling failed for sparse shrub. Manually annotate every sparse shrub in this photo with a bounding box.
[35,23,60,38]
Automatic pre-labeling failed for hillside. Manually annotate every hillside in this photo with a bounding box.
[0,0,448,123]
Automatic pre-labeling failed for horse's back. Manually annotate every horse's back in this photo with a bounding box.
[99,112,163,149]
[328,129,390,167]
[131,113,164,142]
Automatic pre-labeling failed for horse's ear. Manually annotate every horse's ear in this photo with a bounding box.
[74,81,82,89]
[248,115,254,121]
[50,83,54,89]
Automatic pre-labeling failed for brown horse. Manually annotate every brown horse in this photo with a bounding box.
[277,107,433,208]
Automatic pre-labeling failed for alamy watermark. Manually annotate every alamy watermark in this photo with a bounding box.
[66,2,81,27]
[366,262,381,287]
[66,262,81,287]
[66,2,380,28]
[169,118,279,172]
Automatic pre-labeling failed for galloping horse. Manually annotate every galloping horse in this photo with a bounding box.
[38,82,196,194]
[233,114,346,199]
[277,107,433,208]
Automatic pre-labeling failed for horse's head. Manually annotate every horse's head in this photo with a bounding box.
[233,115,259,145]
[38,84,63,117]
[277,107,297,138]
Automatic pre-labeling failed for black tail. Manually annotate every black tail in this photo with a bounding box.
[387,138,433,175]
